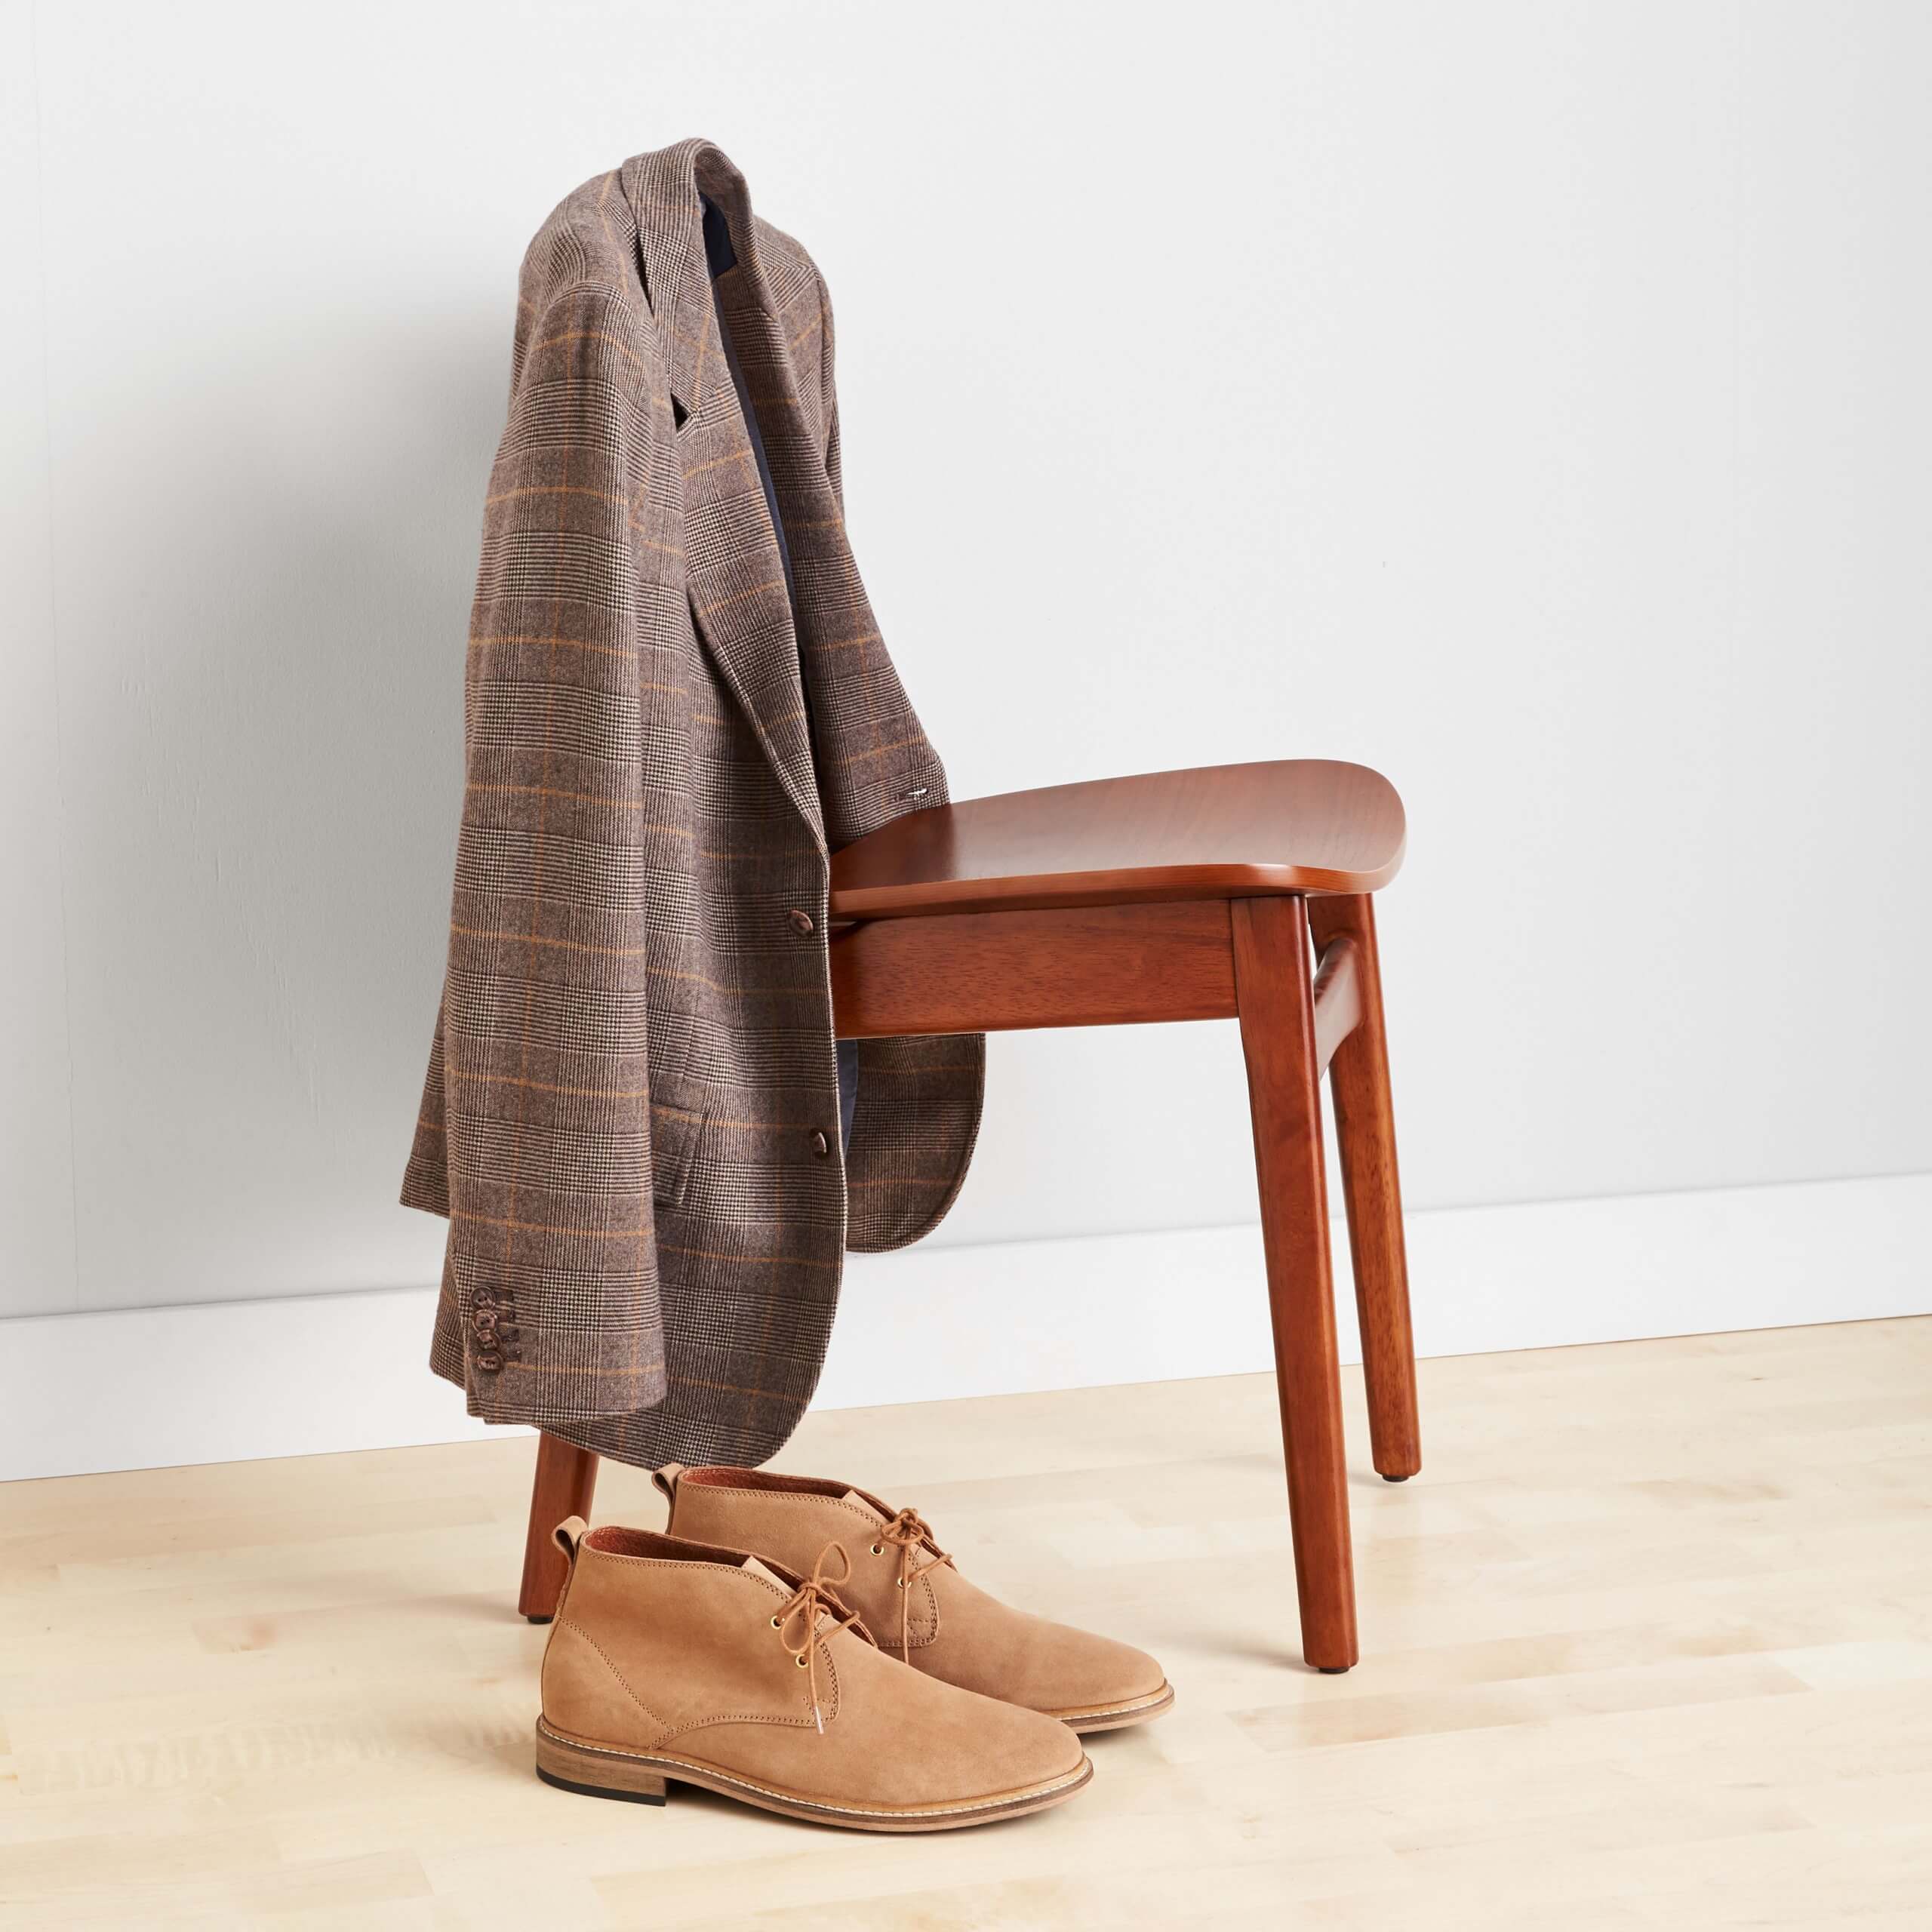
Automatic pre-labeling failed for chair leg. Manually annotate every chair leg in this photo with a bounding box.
[518,1432,599,1623]
[1231,895,1358,1673]
[1307,894,1421,1481]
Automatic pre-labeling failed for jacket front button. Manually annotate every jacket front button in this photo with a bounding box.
[787,909,815,937]
[809,1129,830,1158]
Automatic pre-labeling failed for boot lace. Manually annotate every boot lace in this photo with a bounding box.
[875,1506,955,1654]
[776,1540,873,1733]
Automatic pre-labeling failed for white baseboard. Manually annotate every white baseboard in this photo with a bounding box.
[2,1174,1926,1482]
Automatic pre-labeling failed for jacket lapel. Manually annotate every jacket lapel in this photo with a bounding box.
[695,186,916,851]
[623,144,826,849]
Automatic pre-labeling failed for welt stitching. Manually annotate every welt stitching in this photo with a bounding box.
[539,1721,1087,1819]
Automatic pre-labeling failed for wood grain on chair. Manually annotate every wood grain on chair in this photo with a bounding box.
[829,759,1405,919]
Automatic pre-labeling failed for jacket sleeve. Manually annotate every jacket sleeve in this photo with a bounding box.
[433,281,671,1425]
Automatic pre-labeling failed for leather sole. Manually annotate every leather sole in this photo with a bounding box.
[534,1718,1093,1832]
[1055,1680,1177,1733]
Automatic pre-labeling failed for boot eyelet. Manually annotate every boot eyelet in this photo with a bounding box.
[895,1577,907,1589]
[795,1654,808,1667]
[869,1543,884,1555]
[771,1616,782,1628]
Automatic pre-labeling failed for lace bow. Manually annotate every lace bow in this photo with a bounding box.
[775,1540,872,1733]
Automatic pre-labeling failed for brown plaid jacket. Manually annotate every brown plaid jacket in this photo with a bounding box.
[401,140,983,1468]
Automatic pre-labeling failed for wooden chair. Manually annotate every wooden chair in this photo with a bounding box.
[515,758,1417,1672]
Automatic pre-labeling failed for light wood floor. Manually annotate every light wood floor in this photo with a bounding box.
[2,1318,1928,1930]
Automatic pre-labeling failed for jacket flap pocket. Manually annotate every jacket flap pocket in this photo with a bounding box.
[648,1097,709,1210]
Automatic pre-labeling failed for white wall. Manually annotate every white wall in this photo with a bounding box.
[3,1,1928,1331]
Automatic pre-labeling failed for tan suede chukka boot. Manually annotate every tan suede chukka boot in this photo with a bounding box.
[534,1520,1092,1831]
[656,1467,1175,1732]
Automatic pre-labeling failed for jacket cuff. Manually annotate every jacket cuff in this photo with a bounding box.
[431,1263,668,1424]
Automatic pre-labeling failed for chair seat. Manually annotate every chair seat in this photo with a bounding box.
[829,759,1405,921]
